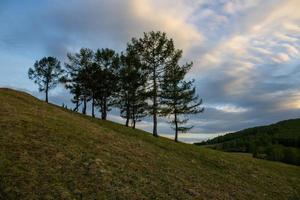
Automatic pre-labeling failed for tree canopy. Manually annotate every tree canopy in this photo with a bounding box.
[28,56,64,103]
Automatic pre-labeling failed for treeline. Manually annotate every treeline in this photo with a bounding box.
[28,31,204,142]
[196,119,300,165]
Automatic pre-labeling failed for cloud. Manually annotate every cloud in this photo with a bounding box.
[272,53,290,63]
[0,0,204,58]
[209,104,250,113]
[130,0,204,51]
[223,0,259,14]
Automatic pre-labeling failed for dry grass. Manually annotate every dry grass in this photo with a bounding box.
[0,88,299,199]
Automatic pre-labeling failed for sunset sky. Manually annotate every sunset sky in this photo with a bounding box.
[0,0,299,142]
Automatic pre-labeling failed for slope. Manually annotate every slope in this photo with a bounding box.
[0,88,299,199]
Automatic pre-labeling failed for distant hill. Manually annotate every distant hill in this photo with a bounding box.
[0,88,299,199]
[196,119,300,165]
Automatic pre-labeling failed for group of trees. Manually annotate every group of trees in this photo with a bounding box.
[28,31,204,142]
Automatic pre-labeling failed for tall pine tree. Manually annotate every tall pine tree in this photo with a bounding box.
[64,48,94,114]
[161,55,204,142]
[118,46,147,128]
[83,62,101,118]
[69,83,82,112]
[94,48,119,120]
[130,31,179,136]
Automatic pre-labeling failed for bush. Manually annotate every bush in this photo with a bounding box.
[283,148,300,165]
[266,145,284,161]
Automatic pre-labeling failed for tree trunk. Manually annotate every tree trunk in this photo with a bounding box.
[174,113,178,142]
[102,110,107,120]
[132,107,136,129]
[74,100,79,112]
[125,118,129,127]
[45,81,49,103]
[152,68,158,137]
[92,95,95,118]
[153,112,158,136]
[45,90,48,103]
[125,103,130,127]
[82,97,87,115]
[101,98,107,120]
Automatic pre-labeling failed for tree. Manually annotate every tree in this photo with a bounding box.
[118,46,147,128]
[64,48,94,114]
[69,83,82,112]
[161,56,204,142]
[28,56,63,103]
[84,63,101,118]
[130,31,179,136]
[94,48,119,120]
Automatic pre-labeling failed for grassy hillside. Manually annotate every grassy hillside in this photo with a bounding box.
[0,88,299,199]
[195,119,300,165]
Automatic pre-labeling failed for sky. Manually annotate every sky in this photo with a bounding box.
[0,0,299,143]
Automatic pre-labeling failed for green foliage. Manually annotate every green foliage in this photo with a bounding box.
[28,56,63,102]
[63,48,119,119]
[266,145,285,161]
[130,31,180,136]
[283,147,300,165]
[197,119,300,165]
[93,48,120,120]
[60,31,204,132]
[264,145,300,165]
[117,46,147,127]
[64,48,94,114]
[160,53,204,141]
[0,88,299,199]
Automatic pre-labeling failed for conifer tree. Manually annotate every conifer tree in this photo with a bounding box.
[118,46,147,128]
[28,56,64,103]
[94,48,119,120]
[161,56,204,142]
[64,48,94,114]
[83,62,101,118]
[130,31,179,136]
[69,83,82,112]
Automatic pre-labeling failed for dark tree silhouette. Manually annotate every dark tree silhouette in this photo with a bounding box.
[64,48,94,114]
[161,55,204,142]
[94,48,119,120]
[118,46,147,128]
[28,56,63,103]
[84,63,101,118]
[69,83,82,112]
[130,31,181,137]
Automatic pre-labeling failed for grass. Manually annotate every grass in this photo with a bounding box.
[0,88,299,199]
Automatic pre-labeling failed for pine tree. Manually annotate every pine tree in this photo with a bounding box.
[28,56,64,103]
[161,57,204,142]
[130,31,179,136]
[64,48,94,114]
[83,62,101,118]
[130,91,147,129]
[94,48,119,120]
[118,46,147,128]
[69,83,82,112]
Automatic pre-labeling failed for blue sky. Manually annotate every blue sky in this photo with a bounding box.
[0,0,299,142]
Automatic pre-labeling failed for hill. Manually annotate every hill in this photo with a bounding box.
[196,119,300,165]
[0,88,299,199]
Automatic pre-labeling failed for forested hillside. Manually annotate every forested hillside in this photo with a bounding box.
[196,119,300,165]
